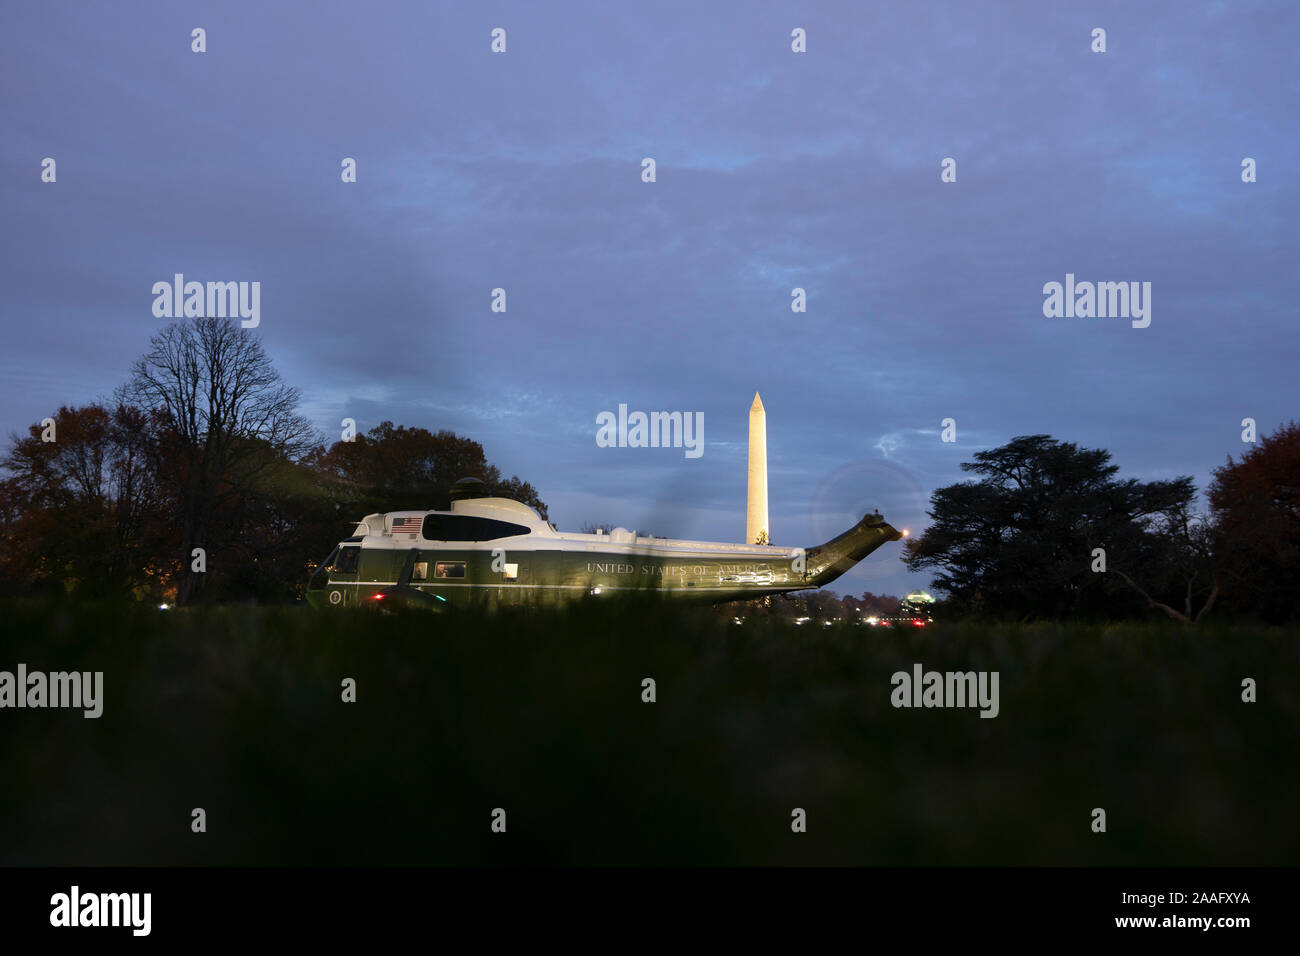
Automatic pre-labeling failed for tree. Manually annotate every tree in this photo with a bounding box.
[858,591,902,616]
[1208,421,1300,622]
[119,318,316,604]
[310,421,548,520]
[1,403,164,597]
[903,435,1195,619]
[1107,508,1222,624]
[201,452,346,603]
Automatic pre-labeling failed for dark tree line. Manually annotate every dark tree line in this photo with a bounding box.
[903,430,1300,623]
[0,318,546,604]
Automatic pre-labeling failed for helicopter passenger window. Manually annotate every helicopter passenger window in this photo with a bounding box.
[412,561,428,581]
[434,562,466,579]
[334,546,360,574]
[421,515,530,541]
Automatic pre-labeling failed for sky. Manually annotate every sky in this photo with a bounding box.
[2,1,1297,598]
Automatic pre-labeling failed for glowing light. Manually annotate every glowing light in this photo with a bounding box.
[902,529,910,537]
[158,603,170,611]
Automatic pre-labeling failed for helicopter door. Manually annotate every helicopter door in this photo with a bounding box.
[328,545,361,606]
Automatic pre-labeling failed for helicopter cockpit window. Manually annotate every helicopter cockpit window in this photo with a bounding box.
[333,546,360,574]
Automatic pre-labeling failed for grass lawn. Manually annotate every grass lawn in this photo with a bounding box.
[1,598,1296,865]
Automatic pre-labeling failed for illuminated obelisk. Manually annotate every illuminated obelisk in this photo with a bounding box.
[746,392,770,545]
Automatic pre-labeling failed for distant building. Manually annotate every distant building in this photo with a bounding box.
[899,590,936,622]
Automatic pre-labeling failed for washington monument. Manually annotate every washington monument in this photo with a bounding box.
[746,392,770,545]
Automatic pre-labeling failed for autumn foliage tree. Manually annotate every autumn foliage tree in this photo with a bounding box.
[1209,421,1300,622]
[0,404,164,597]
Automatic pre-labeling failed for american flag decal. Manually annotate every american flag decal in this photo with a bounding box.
[390,516,421,534]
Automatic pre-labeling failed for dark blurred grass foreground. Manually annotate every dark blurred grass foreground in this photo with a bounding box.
[1,598,1297,865]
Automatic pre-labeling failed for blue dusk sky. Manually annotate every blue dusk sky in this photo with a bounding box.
[2,1,1297,597]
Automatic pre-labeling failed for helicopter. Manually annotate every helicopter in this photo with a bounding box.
[306,478,903,610]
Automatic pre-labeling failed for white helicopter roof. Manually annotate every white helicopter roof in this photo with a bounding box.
[449,496,547,524]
